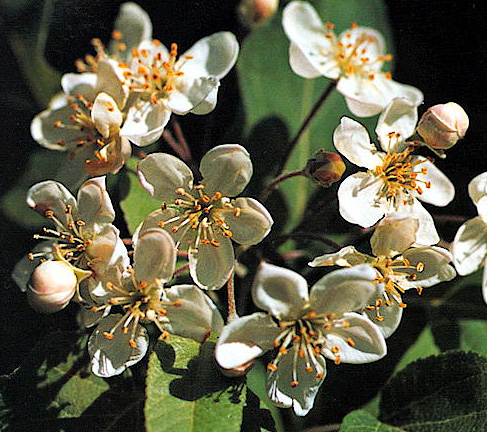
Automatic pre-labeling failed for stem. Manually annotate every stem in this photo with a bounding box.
[274,80,337,178]
[259,169,304,202]
[227,271,238,323]
[174,264,189,278]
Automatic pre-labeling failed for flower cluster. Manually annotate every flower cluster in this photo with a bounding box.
[12,0,476,422]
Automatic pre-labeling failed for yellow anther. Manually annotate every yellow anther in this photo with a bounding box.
[290,381,299,387]
[129,339,138,348]
[331,345,340,354]
[334,355,342,365]
[210,240,221,247]
[346,337,355,347]
[279,346,287,355]
[103,332,114,340]
[267,363,278,371]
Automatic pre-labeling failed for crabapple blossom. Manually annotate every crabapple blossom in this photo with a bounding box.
[215,263,386,416]
[334,98,455,244]
[137,144,273,290]
[282,1,423,116]
[88,226,223,377]
[310,213,456,337]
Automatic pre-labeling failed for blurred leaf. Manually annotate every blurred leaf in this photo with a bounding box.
[459,320,487,357]
[145,335,247,432]
[340,410,405,431]
[238,0,393,228]
[120,157,160,235]
[0,149,67,228]
[0,331,142,431]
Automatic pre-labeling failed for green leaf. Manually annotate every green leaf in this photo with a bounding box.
[340,410,406,432]
[459,320,487,357]
[120,157,161,234]
[145,335,248,432]
[238,0,392,228]
[0,331,142,431]
[379,351,487,431]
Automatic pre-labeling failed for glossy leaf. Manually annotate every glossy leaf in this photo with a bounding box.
[145,335,247,432]
[340,410,405,432]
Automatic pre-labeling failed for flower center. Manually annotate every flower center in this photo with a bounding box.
[120,41,192,102]
[375,135,431,207]
[158,185,238,253]
[52,95,111,165]
[94,271,183,348]
[321,22,393,80]
[367,256,424,321]
[29,205,92,268]
[267,312,353,387]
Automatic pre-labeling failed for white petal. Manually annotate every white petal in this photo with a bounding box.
[179,31,239,80]
[282,1,339,79]
[370,213,419,256]
[337,74,423,117]
[200,144,253,197]
[12,242,54,292]
[189,86,218,115]
[27,180,77,227]
[109,2,152,54]
[267,348,326,416]
[167,75,219,115]
[324,313,387,363]
[88,315,148,377]
[215,312,280,369]
[30,98,86,151]
[310,265,382,315]
[468,171,487,205]
[213,197,273,245]
[288,42,322,78]
[163,284,224,342]
[76,176,115,227]
[134,228,176,284]
[137,152,194,202]
[412,157,454,206]
[398,198,440,246]
[364,303,403,338]
[120,99,170,146]
[337,172,385,227]
[252,262,309,320]
[95,60,128,109]
[61,72,97,99]
[403,246,456,287]
[333,117,383,169]
[308,246,371,267]
[452,216,487,276]
[376,97,418,152]
[189,235,234,290]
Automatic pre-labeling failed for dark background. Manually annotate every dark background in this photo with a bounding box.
[0,0,486,428]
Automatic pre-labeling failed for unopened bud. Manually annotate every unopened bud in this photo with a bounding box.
[304,150,346,187]
[417,102,469,150]
[238,0,279,29]
[28,260,77,313]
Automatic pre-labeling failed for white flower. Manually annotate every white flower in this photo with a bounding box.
[88,226,224,377]
[116,32,239,146]
[31,70,131,178]
[215,263,386,416]
[452,172,487,302]
[310,213,456,337]
[13,177,129,301]
[137,144,273,290]
[282,1,423,117]
[334,98,455,244]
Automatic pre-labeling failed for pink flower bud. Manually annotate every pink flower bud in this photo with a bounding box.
[28,260,77,313]
[417,102,469,150]
[238,0,279,29]
[304,150,346,187]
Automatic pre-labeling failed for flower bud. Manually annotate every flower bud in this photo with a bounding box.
[238,0,279,29]
[304,150,346,187]
[28,260,77,313]
[417,102,469,150]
